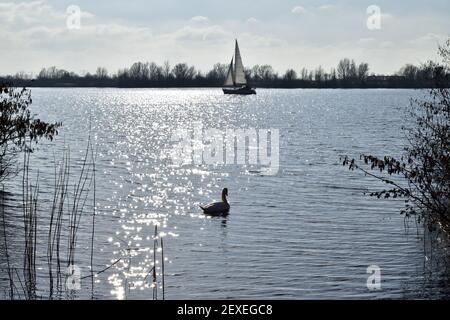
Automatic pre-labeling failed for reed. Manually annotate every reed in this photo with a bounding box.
[67,139,94,268]
[145,224,166,300]
[48,151,67,297]
[0,139,97,299]
[1,138,169,300]
[161,234,165,300]
[46,149,73,297]
[22,151,38,299]
[141,224,166,300]
[1,185,15,299]
[89,136,97,298]
[153,225,158,300]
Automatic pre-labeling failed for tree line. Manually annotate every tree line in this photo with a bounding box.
[2,58,449,88]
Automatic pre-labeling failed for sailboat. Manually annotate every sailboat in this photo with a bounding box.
[223,40,256,95]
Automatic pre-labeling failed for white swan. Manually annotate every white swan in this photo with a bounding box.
[199,188,230,216]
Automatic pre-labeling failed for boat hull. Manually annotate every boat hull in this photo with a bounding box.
[223,87,256,95]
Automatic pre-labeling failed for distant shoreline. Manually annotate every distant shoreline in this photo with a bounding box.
[5,58,449,89]
[4,84,447,89]
[1,81,448,90]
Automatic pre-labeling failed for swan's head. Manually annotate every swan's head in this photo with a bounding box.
[222,188,228,202]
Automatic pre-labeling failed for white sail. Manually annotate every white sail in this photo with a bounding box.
[224,57,235,86]
[234,40,247,85]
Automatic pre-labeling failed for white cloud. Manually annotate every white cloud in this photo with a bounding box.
[246,17,261,24]
[81,11,95,19]
[0,1,95,28]
[239,33,283,48]
[169,25,230,44]
[317,5,335,11]
[189,16,210,24]
[408,33,449,45]
[0,1,63,26]
[291,6,306,14]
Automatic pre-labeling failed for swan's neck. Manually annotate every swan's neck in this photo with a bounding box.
[222,193,228,204]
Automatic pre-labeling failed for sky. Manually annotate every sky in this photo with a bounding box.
[0,0,449,76]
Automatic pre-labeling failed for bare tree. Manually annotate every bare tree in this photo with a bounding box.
[300,68,309,81]
[206,63,228,81]
[398,64,419,80]
[172,63,196,80]
[162,60,172,80]
[357,63,369,81]
[129,62,150,79]
[283,69,297,81]
[95,67,108,79]
[314,66,325,82]
[337,58,350,79]
[148,62,163,81]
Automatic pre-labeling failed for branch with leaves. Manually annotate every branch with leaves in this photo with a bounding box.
[0,83,61,182]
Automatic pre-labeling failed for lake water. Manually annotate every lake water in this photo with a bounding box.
[1,88,449,299]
